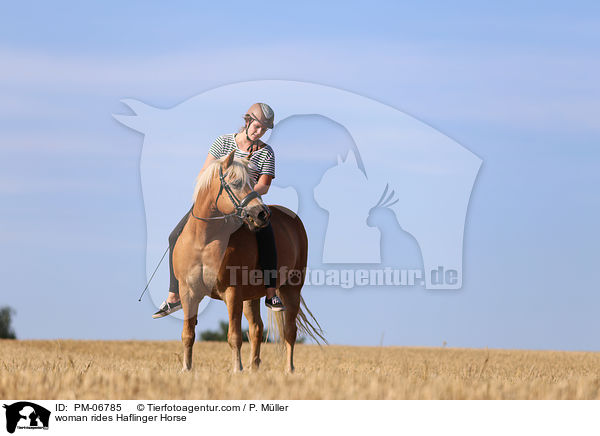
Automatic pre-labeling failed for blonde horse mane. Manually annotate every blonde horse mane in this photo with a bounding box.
[192,155,250,201]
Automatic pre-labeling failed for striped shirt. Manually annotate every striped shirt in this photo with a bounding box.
[208,133,276,187]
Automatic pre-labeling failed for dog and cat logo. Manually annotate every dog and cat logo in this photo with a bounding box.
[2,402,50,433]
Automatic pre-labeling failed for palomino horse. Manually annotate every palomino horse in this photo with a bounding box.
[173,150,324,372]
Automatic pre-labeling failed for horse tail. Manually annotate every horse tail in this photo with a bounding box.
[296,295,328,345]
[265,296,327,345]
[266,310,285,348]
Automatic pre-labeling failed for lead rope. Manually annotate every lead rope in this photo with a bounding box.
[137,197,235,303]
[137,245,169,301]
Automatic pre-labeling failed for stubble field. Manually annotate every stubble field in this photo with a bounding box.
[1,340,600,400]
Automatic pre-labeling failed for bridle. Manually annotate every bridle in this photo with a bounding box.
[191,165,267,222]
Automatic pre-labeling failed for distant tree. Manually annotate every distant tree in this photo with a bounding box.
[0,306,16,339]
[199,320,305,343]
[200,321,230,342]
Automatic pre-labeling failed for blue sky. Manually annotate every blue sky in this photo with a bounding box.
[1,1,599,350]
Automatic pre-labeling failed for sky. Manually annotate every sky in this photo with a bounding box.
[1,1,599,350]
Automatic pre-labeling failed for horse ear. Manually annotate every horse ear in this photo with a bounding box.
[222,150,236,168]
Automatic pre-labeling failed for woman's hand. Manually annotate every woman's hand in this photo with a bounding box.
[254,174,273,196]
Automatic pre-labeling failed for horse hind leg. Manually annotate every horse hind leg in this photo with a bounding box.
[181,290,200,372]
[279,286,301,373]
[243,298,263,371]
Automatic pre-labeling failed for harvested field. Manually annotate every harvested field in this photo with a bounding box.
[2,340,600,399]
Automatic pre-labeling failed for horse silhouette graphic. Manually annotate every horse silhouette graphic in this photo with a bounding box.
[3,402,50,433]
[114,80,481,303]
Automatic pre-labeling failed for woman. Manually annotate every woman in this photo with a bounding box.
[152,102,284,318]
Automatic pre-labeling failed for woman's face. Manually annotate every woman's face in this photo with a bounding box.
[246,119,269,141]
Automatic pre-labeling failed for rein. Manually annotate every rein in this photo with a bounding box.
[191,165,264,222]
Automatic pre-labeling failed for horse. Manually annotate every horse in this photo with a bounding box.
[173,150,324,373]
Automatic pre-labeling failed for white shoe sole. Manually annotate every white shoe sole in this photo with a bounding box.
[266,305,285,312]
[152,303,182,319]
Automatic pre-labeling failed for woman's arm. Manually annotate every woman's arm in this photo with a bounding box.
[254,174,273,196]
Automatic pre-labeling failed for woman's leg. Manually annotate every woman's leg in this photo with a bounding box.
[255,222,283,309]
[167,207,193,301]
[153,207,193,318]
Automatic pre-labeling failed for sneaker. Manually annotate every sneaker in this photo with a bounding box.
[152,300,182,318]
[265,295,285,311]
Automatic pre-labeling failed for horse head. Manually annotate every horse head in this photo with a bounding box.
[195,150,271,231]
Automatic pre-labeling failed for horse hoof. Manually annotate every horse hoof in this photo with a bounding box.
[248,359,261,372]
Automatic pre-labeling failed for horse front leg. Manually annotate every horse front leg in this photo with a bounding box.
[181,290,200,372]
[225,288,243,373]
[243,298,263,371]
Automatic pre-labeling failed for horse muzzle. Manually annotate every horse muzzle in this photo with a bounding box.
[244,204,271,230]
